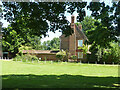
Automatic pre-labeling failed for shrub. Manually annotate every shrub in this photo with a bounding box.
[13,54,38,62]
[18,45,33,55]
[70,55,77,61]
[78,44,88,54]
[56,50,66,61]
[102,43,120,63]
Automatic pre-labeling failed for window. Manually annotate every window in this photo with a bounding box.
[78,52,83,58]
[78,40,83,47]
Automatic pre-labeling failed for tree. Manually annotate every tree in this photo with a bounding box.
[87,2,120,41]
[76,16,97,35]
[25,36,42,50]
[49,37,60,50]
[2,2,73,37]
[56,50,66,61]
[2,26,25,56]
[42,37,60,50]
[2,26,42,55]
[2,2,120,40]
[101,42,120,63]
[42,40,51,50]
[2,1,120,52]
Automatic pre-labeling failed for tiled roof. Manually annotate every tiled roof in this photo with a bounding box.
[22,50,58,54]
[75,24,88,41]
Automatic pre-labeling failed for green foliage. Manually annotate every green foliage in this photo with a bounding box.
[13,54,38,62]
[26,36,42,50]
[76,16,97,35]
[18,45,33,55]
[44,57,47,61]
[87,43,99,62]
[102,42,120,63]
[2,25,43,55]
[56,50,66,61]
[3,2,73,37]
[2,26,25,53]
[42,40,51,50]
[70,55,77,61]
[50,37,60,50]
[2,2,120,59]
[78,44,88,54]
[88,42,120,63]
[3,2,120,40]
[18,45,33,51]
[42,37,60,50]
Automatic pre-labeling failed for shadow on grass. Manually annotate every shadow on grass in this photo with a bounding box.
[2,74,119,89]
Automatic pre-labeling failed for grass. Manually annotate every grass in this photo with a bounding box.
[1,60,119,89]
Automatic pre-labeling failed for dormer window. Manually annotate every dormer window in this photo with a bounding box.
[78,40,83,47]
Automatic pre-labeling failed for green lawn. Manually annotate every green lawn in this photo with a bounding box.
[1,60,119,88]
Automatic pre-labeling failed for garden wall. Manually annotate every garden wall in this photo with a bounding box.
[23,53,57,61]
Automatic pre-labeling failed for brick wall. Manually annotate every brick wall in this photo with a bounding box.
[24,53,57,61]
[60,35,69,50]
[69,34,76,55]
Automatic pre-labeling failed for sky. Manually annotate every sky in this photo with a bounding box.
[1,0,113,43]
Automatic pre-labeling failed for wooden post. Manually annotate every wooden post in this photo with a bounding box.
[80,60,81,64]
[44,57,47,64]
[95,61,97,65]
[88,61,89,64]
[65,61,67,64]
[51,60,53,64]
[104,62,105,65]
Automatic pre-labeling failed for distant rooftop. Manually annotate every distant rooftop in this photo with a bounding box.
[22,50,59,54]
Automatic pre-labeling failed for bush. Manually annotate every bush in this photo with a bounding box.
[87,54,97,63]
[18,45,33,55]
[87,42,120,64]
[102,43,120,63]
[70,55,77,61]
[13,54,38,62]
[56,50,66,61]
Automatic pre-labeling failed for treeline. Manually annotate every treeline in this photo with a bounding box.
[2,26,60,56]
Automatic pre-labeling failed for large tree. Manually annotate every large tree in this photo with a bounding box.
[2,2,74,37]
[2,2,119,38]
[2,26,25,54]
[2,1,120,55]
[79,16,96,35]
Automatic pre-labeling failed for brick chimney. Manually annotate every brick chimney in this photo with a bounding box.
[71,15,75,24]
[71,15,75,29]
[78,24,82,31]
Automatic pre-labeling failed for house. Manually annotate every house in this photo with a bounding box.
[60,15,88,61]
[22,15,89,61]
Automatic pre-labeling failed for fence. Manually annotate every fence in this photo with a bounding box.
[0,57,119,65]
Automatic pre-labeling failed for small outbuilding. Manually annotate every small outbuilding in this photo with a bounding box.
[22,50,59,61]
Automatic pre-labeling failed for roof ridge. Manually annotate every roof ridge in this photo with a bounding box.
[75,24,88,41]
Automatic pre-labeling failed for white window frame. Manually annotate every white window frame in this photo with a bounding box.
[78,40,83,47]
